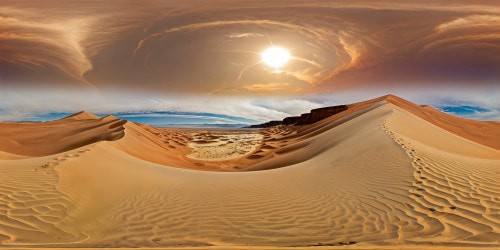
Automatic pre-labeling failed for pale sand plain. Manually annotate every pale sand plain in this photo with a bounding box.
[187,131,263,161]
[0,95,499,248]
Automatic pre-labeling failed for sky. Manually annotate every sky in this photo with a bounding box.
[17,111,258,127]
[1,0,499,123]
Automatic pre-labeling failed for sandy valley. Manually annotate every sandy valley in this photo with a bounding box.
[187,131,263,162]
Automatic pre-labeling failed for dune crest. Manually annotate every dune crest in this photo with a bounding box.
[0,96,499,248]
[60,111,100,120]
[0,111,125,157]
[384,94,500,150]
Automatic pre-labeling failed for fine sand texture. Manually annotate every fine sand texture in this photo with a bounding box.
[0,95,499,248]
[187,131,263,161]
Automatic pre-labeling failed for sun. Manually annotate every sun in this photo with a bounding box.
[261,47,291,69]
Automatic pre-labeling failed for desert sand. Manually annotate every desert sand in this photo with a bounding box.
[187,131,263,161]
[0,95,499,249]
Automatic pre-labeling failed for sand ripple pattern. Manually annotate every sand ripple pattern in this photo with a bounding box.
[382,115,500,246]
[81,105,429,247]
[0,148,93,245]
[1,103,499,247]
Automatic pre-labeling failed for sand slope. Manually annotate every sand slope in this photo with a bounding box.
[0,112,125,157]
[0,95,499,248]
[386,95,500,150]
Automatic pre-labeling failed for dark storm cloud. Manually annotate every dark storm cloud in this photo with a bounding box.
[1,1,499,93]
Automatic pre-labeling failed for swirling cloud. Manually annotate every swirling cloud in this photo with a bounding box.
[0,1,499,94]
[0,10,92,86]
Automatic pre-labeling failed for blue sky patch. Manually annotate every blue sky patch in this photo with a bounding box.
[438,106,490,115]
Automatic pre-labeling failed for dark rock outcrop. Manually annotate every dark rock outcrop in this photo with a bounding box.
[299,113,311,124]
[298,105,348,125]
[248,105,348,128]
[282,116,300,125]
[248,120,282,128]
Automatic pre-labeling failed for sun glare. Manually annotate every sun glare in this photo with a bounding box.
[261,47,291,69]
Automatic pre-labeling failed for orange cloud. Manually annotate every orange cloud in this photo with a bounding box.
[0,1,499,94]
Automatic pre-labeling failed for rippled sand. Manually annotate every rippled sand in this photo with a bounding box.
[0,95,499,248]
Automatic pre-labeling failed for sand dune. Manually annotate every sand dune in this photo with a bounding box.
[0,95,499,248]
[385,95,500,150]
[0,112,125,157]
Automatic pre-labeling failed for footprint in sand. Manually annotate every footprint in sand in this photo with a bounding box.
[41,147,92,169]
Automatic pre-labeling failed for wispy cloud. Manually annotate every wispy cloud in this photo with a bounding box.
[225,33,264,39]
[1,1,498,94]
[2,87,497,123]
[0,88,322,122]
[0,1,498,123]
